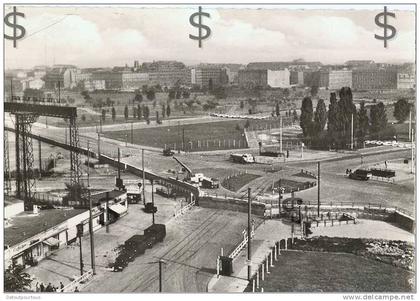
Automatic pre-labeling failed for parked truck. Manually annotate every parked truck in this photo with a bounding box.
[230,153,255,164]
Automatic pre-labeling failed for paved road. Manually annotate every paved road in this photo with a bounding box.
[289,149,414,213]
[84,207,253,292]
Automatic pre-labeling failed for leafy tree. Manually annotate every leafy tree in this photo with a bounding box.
[143,105,150,120]
[176,90,182,99]
[142,85,148,95]
[106,97,114,106]
[124,105,129,120]
[357,101,369,144]
[5,264,33,292]
[63,182,88,206]
[156,111,160,124]
[310,86,318,97]
[166,103,171,117]
[132,106,137,119]
[81,90,91,101]
[168,89,176,100]
[213,87,227,99]
[111,106,116,121]
[314,98,327,135]
[182,90,190,99]
[275,102,280,117]
[292,110,298,123]
[162,104,166,118]
[137,105,142,120]
[300,97,314,138]
[393,98,411,123]
[101,108,106,121]
[283,88,290,98]
[134,91,143,103]
[337,87,357,148]
[146,88,155,101]
[370,102,388,138]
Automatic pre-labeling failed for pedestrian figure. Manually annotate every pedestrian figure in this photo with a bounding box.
[35,282,40,292]
[385,160,388,169]
[46,283,53,292]
[40,283,45,292]
[74,287,79,292]
[60,282,64,290]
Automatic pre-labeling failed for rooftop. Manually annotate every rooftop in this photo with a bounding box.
[91,190,126,205]
[5,208,87,247]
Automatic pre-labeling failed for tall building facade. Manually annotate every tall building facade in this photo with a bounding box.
[238,69,268,88]
[267,69,290,88]
[142,61,191,87]
[92,71,123,90]
[122,72,149,91]
[352,69,397,90]
[191,66,227,89]
[397,73,415,89]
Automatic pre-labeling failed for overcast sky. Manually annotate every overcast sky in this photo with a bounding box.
[4,5,415,69]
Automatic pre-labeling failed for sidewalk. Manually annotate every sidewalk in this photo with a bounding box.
[208,219,292,292]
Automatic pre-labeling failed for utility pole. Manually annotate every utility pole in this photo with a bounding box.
[76,223,84,276]
[182,128,185,152]
[409,110,412,141]
[178,121,181,154]
[278,184,283,216]
[151,179,155,225]
[317,161,321,217]
[87,142,96,274]
[142,149,146,205]
[131,122,134,144]
[279,115,283,154]
[97,133,101,158]
[38,138,42,179]
[58,81,61,103]
[411,129,414,174]
[117,148,121,180]
[10,79,13,101]
[350,114,354,150]
[106,191,110,233]
[247,187,252,281]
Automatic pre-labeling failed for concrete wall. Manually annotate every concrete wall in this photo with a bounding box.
[388,211,415,233]
[198,196,266,216]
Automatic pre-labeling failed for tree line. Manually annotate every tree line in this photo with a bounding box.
[300,87,411,150]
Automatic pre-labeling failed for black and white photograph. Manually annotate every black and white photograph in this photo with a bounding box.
[2,1,416,297]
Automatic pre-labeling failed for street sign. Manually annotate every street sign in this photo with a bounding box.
[76,223,84,237]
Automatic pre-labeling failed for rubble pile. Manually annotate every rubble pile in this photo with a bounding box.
[365,241,414,271]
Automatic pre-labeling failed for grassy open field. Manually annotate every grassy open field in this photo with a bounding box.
[102,119,292,152]
[246,250,414,292]
[221,173,261,192]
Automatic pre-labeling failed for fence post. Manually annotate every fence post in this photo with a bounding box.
[256,269,259,288]
[270,249,274,267]
[252,279,255,292]
[262,263,265,281]
[266,255,270,274]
